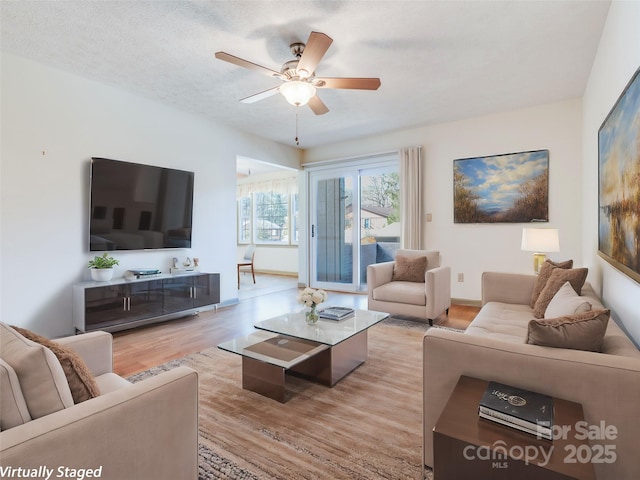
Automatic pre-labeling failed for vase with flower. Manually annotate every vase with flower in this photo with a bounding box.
[297,287,328,325]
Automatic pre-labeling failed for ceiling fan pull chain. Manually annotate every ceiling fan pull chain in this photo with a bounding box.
[295,108,300,146]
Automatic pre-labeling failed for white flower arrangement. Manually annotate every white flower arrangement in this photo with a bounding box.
[297,287,328,308]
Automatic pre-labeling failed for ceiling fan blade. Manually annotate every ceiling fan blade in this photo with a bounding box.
[308,95,329,115]
[315,77,381,90]
[239,86,281,104]
[215,52,284,79]
[297,32,333,76]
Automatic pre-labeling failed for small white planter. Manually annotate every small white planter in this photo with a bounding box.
[91,268,114,282]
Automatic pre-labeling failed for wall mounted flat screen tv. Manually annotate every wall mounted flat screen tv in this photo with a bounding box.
[90,157,194,251]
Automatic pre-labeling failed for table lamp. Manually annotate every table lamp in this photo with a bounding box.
[521,228,560,274]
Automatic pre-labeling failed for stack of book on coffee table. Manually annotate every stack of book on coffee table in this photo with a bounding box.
[478,381,554,440]
[318,306,355,321]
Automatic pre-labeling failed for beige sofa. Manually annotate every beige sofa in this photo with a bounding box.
[367,249,451,325]
[0,323,199,479]
[423,272,640,480]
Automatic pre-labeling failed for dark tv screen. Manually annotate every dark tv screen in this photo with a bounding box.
[89,157,194,251]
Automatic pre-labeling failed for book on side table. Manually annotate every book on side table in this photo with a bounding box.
[478,381,554,440]
[318,306,355,321]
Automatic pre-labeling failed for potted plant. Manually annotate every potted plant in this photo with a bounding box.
[88,252,119,281]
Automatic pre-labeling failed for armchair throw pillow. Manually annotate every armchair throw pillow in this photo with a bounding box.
[11,326,101,404]
[0,323,74,419]
[527,309,610,352]
[391,255,427,283]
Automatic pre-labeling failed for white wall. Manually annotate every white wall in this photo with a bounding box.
[304,99,583,301]
[582,1,640,345]
[236,245,298,275]
[0,53,300,338]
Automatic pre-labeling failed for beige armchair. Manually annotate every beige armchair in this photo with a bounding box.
[0,323,199,479]
[367,249,451,325]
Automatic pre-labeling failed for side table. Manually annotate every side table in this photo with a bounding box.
[433,376,596,480]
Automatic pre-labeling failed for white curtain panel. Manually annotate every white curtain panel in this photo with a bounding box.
[399,146,424,249]
[237,174,298,198]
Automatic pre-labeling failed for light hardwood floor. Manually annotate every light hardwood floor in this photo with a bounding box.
[112,278,479,377]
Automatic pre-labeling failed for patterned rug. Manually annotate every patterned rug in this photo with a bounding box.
[129,318,445,479]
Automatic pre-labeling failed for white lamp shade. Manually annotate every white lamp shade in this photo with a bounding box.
[521,228,560,252]
[279,81,316,106]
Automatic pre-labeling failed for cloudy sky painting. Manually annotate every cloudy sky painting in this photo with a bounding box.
[454,150,549,223]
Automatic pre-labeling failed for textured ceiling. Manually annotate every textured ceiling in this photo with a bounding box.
[1,1,610,149]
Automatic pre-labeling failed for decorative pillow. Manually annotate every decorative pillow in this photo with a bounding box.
[530,259,574,308]
[526,309,610,352]
[11,326,100,404]
[392,255,427,283]
[533,267,588,318]
[0,323,73,419]
[544,281,592,319]
[0,358,32,429]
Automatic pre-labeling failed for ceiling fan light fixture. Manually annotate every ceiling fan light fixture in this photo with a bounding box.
[280,81,316,106]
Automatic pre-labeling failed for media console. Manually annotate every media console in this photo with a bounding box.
[73,272,220,333]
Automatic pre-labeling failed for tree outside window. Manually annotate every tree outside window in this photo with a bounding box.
[237,190,298,246]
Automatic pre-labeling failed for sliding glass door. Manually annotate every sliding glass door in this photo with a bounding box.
[309,159,399,292]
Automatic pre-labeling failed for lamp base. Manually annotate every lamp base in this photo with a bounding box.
[533,253,547,275]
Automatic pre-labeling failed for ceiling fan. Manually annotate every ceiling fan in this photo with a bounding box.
[215,31,381,115]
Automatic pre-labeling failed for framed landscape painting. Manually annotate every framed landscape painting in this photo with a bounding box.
[598,66,640,284]
[453,150,549,223]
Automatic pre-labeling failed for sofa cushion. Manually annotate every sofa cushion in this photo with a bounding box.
[544,281,592,318]
[465,302,533,343]
[0,323,74,419]
[526,309,610,352]
[0,358,32,430]
[530,259,573,308]
[12,326,101,404]
[372,281,426,306]
[392,255,427,283]
[533,267,588,318]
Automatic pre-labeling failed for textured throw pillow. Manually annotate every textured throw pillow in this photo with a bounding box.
[544,281,592,319]
[533,267,588,318]
[11,326,100,404]
[527,309,610,352]
[391,255,427,283]
[0,323,73,419]
[530,259,574,308]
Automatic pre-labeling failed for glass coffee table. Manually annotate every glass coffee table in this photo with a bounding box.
[218,309,388,402]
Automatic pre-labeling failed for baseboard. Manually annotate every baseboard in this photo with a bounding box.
[253,269,298,277]
[451,297,482,307]
[218,298,240,308]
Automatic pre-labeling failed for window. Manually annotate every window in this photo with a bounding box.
[255,192,288,243]
[237,174,298,246]
[238,197,251,243]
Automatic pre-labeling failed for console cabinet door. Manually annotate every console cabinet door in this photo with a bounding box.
[162,277,194,314]
[128,279,164,321]
[84,281,164,330]
[193,273,220,308]
[84,284,130,331]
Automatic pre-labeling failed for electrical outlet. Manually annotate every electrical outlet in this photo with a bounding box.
[458,273,464,282]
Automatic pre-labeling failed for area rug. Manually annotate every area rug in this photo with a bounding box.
[129,318,439,479]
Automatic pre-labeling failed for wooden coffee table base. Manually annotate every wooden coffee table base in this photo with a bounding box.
[242,329,368,402]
